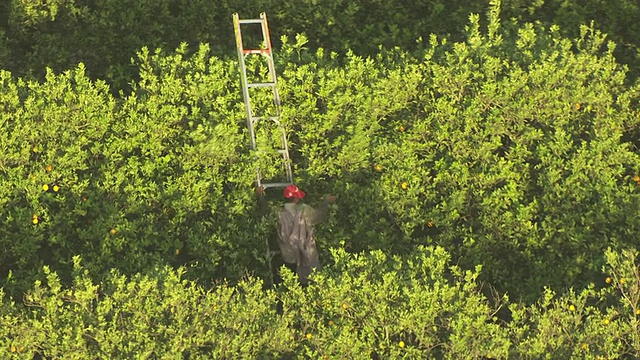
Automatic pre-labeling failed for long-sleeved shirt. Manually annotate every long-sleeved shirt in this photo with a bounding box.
[276,199,330,282]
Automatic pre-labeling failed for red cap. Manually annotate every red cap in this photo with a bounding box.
[284,184,305,199]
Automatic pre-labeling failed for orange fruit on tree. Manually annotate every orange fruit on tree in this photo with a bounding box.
[401,182,408,190]
[110,228,117,236]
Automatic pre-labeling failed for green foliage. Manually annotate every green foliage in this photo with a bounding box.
[284,246,509,358]
[0,29,8,68]
[502,0,640,80]
[4,0,244,90]
[1,0,640,356]
[0,44,271,296]
[0,247,510,358]
[2,5,640,303]
[2,247,640,357]
[274,13,640,300]
[0,256,294,358]
[2,0,640,93]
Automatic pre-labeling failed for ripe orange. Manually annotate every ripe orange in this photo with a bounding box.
[575,103,581,111]
[398,125,406,132]
[110,228,117,236]
[401,182,408,190]
[175,249,180,255]
[53,184,60,192]
[306,333,312,340]
[45,164,52,172]
[42,184,49,191]
[374,164,383,172]
[399,340,405,348]
[605,277,612,284]
[569,304,576,312]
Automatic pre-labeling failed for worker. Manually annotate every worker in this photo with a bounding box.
[257,184,335,285]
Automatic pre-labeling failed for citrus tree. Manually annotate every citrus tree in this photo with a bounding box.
[1,0,639,304]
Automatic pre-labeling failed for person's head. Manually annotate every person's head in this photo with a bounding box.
[284,184,305,203]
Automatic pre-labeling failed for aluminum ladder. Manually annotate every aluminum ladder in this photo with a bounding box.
[233,13,291,286]
[232,12,293,190]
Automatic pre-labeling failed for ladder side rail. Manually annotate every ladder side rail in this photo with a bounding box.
[233,13,258,151]
[264,55,282,109]
[258,13,291,184]
[259,13,282,109]
[279,126,293,183]
[260,13,274,53]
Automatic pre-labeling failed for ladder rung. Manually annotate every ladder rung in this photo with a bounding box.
[243,49,271,55]
[238,19,264,24]
[251,116,281,122]
[247,82,276,88]
[261,182,293,189]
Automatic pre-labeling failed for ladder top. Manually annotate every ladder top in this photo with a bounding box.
[238,19,263,25]
[233,12,268,23]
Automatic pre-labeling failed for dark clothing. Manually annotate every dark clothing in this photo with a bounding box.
[258,194,330,283]
[277,201,329,283]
